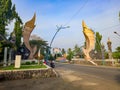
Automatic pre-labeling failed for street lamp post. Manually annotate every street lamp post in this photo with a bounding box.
[50,25,70,48]
[45,25,70,62]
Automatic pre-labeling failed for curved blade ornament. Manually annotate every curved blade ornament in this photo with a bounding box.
[22,13,37,59]
[82,21,97,66]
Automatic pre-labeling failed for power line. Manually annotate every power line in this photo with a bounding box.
[97,24,120,31]
[63,0,88,26]
[92,24,120,32]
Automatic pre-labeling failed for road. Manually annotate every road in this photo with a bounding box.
[54,62,120,90]
[55,62,120,83]
[0,62,120,90]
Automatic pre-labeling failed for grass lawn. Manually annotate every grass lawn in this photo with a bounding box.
[0,64,47,70]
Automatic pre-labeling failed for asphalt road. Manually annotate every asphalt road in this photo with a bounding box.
[55,62,120,83]
[0,62,120,90]
[54,62,120,90]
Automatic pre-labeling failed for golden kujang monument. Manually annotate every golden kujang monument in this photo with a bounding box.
[82,21,97,66]
[22,13,37,59]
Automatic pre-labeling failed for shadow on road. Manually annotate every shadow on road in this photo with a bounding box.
[115,74,120,84]
[115,69,120,84]
[0,77,83,90]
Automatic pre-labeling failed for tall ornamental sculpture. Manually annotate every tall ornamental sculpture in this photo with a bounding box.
[107,38,112,59]
[22,13,37,59]
[82,21,97,66]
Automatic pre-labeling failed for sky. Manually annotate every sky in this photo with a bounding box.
[9,0,120,51]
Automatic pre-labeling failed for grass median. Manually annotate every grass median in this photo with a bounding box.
[0,64,47,70]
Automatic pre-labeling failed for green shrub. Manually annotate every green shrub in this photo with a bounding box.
[31,61,36,64]
[25,62,31,65]
[40,61,43,65]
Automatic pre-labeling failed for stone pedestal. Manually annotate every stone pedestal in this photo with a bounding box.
[15,55,21,68]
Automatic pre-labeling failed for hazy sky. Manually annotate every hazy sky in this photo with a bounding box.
[10,0,120,51]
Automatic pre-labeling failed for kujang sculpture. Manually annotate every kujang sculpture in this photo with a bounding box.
[107,38,112,59]
[82,21,97,66]
[22,13,37,59]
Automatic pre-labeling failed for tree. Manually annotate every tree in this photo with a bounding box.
[116,46,120,52]
[0,0,22,50]
[0,0,23,62]
[95,32,102,59]
[113,46,120,59]
[0,0,20,35]
[61,48,67,58]
[95,32,102,52]
[66,48,74,62]
[29,39,48,56]
[73,44,81,58]
[30,40,48,47]
[61,48,66,55]
[13,20,23,49]
[49,54,54,61]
